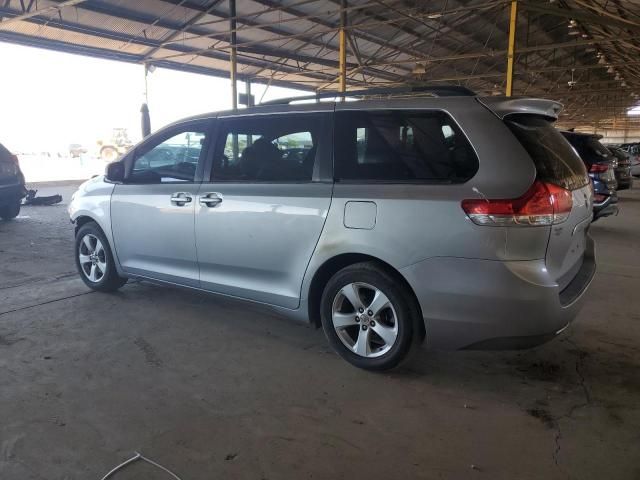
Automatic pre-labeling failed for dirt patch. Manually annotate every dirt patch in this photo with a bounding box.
[516,360,562,382]
[133,337,162,367]
[526,408,557,429]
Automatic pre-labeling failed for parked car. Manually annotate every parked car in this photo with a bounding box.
[561,131,618,221]
[608,146,633,190]
[69,143,88,158]
[620,143,640,177]
[69,89,596,370]
[0,142,26,220]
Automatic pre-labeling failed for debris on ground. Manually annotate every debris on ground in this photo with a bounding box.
[100,451,183,480]
[22,189,62,206]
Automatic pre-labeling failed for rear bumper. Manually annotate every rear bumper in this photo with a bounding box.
[400,236,596,351]
[616,178,632,190]
[0,182,26,205]
[593,191,618,221]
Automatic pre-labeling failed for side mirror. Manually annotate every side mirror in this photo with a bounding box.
[105,161,125,183]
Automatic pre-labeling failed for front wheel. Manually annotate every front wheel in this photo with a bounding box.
[320,262,418,371]
[0,200,21,220]
[75,222,127,292]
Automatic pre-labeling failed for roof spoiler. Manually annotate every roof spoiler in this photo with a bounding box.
[477,97,563,120]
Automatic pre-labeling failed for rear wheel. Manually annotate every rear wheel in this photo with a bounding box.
[0,201,21,220]
[320,262,418,371]
[75,222,127,292]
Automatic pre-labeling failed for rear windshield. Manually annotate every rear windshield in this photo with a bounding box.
[506,115,589,190]
[565,135,612,165]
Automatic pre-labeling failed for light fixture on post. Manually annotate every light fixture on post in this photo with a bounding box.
[567,68,577,88]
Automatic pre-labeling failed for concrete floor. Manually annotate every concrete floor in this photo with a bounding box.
[1,181,639,480]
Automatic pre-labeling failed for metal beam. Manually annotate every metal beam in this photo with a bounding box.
[0,0,86,29]
[0,5,333,85]
[521,1,640,34]
[143,0,224,61]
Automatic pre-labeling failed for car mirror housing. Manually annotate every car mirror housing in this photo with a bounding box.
[105,161,125,183]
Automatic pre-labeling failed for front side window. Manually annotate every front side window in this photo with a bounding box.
[130,128,208,183]
[334,110,478,183]
[212,114,324,182]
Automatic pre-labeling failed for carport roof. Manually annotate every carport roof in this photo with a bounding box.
[1,0,639,129]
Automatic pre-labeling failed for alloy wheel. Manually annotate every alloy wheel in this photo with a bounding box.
[331,282,399,358]
[78,233,107,283]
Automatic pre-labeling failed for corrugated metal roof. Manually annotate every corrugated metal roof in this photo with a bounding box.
[0,0,639,128]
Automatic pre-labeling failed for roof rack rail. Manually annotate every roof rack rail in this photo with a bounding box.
[260,85,476,106]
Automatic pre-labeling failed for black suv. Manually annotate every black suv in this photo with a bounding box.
[0,142,26,220]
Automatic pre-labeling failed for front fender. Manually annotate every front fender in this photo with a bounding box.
[68,177,122,274]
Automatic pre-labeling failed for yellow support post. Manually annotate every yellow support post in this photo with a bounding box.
[338,0,347,95]
[506,0,518,97]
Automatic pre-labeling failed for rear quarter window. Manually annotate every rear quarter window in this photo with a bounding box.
[334,110,479,183]
[506,115,589,190]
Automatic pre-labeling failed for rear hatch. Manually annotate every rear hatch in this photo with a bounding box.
[568,134,617,189]
[505,115,593,291]
[0,143,21,186]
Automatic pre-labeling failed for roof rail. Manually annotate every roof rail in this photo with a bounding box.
[260,85,476,106]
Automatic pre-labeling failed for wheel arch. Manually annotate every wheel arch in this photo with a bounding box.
[306,253,425,340]
[74,214,99,234]
[73,213,124,276]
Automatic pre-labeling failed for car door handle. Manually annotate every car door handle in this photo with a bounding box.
[199,192,223,207]
[170,192,193,206]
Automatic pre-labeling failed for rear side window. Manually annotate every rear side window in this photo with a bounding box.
[334,110,478,183]
[506,115,589,190]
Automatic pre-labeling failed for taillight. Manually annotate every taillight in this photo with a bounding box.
[594,194,606,203]
[9,154,19,166]
[462,181,573,227]
[590,163,608,173]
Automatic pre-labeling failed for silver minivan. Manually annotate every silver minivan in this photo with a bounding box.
[68,89,595,370]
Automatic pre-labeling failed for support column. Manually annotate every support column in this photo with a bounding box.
[506,0,518,97]
[229,0,238,111]
[338,0,347,95]
[141,64,151,138]
[245,78,253,107]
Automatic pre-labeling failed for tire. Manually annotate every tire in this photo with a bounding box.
[320,262,418,371]
[0,201,21,220]
[75,222,127,292]
[100,146,118,162]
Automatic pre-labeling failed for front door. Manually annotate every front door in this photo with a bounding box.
[195,111,333,309]
[111,121,212,287]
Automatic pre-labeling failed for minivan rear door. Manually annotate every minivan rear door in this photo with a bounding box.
[505,115,593,292]
[194,110,333,309]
